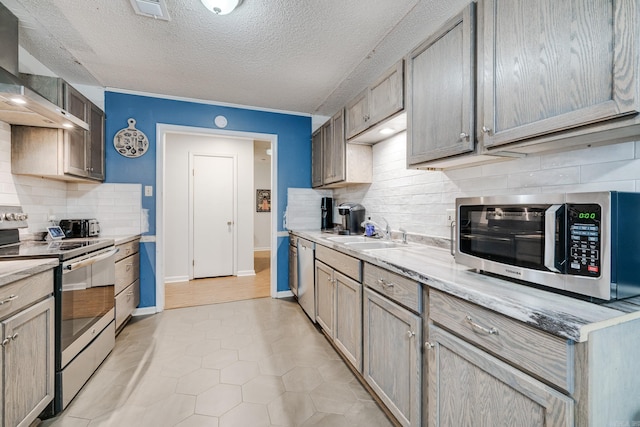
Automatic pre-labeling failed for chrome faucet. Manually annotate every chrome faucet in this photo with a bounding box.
[399,227,408,244]
[381,217,391,240]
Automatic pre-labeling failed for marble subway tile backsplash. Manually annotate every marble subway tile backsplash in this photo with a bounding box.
[333,132,640,239]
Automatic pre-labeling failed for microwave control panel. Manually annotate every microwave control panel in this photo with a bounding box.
[567,203,601,277]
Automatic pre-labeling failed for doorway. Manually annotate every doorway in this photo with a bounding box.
[157,125,277,312]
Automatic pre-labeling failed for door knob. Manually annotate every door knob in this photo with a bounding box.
[227,221,234,225]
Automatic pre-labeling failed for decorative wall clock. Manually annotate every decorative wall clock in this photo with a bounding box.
[113,118,149,158]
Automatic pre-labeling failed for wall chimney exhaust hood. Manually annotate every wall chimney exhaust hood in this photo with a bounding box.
[0,3,89,131]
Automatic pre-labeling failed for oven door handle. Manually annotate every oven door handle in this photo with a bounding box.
[63,248,119,272]
[544,204,563,273]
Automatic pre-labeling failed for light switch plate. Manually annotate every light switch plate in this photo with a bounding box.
[145,186,153,197]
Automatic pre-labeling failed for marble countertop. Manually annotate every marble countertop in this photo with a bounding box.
[292,231,640,343]
[0,258,59,288]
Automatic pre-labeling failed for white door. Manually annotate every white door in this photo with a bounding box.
[192,155,235,278]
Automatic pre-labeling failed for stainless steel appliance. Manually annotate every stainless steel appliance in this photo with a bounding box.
[0,206,116,415]
[59,219,101,238]
[297,238,316,322]
[321,197,333,230]
[455,192,640,300]
[337,203,365,235]
[289,233,298,296]
[0,4,88,130]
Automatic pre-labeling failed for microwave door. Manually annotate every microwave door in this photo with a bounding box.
[544,204,564,273]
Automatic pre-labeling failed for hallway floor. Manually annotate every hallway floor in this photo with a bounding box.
[40,297,395,427]
[165,251,271,309]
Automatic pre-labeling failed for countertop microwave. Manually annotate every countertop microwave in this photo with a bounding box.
[455,192,640,301]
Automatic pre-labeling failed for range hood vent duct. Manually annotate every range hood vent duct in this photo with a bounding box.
[0,3,89,131]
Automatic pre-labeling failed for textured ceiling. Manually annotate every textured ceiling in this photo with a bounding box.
[1,0,469,116]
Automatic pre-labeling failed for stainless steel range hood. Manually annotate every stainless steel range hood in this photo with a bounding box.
[0,3,89,131]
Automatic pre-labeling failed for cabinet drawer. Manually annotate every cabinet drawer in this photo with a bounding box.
[115,252,140,295]
[115,239,139,263]
[115,280,139,330]
[316,245,361,282]
[429,289,574,393]
[363,263,421,313]
[0,270,53,320]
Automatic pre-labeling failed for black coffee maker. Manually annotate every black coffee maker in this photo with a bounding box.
[321,197,333,230]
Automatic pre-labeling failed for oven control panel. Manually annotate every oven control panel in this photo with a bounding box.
[567,203,601,277]
[0,205,28,229]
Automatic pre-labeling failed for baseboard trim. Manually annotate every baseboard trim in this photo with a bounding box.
[132,307,157,316]
[237,270,256,277]
[165,276,189,283]
[276,290,293,298]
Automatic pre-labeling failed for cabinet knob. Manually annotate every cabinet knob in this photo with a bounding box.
[459,132,469,140]
[481,126,492,134]
[425,341,435,349]
[406,331,415,338]
[1,338,9,347]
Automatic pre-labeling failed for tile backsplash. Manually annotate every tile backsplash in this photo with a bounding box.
[333,132,640,239]
[0,122,142,237]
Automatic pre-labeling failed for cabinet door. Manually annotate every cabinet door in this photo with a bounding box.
[315,261,335,337]
[334,271,362,371]
[320,121,334,185]
[363,288,421,427]
[345,89,370,139]
[3,297,55,427]
[87,104,105,181]
[311,129,323,188]
[480,0,639,148]
[368,60,404,127]
[64,129,88,177]
[64,84,88,122]
[407,3,476,165]
[327,109,346,184]
[428,325,573,427]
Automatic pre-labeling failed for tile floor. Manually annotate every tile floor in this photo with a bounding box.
[41,297,395,427]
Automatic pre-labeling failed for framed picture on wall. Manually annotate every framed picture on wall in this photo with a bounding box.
[256,189,271,212]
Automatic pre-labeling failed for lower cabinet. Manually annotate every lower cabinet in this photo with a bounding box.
[427,325,573,427]
[363,287,421,427]
[114,238,140,333]
[2,295,54,427]
[315,259,363,371]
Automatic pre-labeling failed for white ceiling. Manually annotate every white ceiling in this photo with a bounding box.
[1,0,468,117]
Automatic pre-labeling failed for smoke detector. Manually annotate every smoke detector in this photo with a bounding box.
[130,0,171,21]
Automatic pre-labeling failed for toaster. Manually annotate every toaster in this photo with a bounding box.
[59,219,100,238]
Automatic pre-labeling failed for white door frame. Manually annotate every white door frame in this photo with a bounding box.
[188,152,238,279]
[156,124,278,312]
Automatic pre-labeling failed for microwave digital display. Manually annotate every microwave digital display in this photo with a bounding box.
[567,204,601,277]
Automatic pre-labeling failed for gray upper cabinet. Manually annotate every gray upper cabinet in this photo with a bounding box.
[407,3,476,166]
[479,0,640,150]
[311,129,323,188]
[312,109,372,188]
[346,60,404,143]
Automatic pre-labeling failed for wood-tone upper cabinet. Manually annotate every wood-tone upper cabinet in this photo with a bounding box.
[346,60,404,141]
[479,0,640,149]
[87,103,105,181]
[311,110,372,188]
[311,129,323,188]
[363,288,421,427]
[407,3,476,166]
[427,325,573,427]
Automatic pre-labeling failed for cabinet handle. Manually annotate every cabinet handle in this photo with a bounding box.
[425,342,435,350]
[1,338,8,347]
[459,132,469,140]
[465,315,499,335]
[0,294,18,305]
[481,126,492,134]
[406,331,415,338]
[10,333,18,341]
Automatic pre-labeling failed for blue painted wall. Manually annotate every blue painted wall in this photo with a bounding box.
[105,91,312,307]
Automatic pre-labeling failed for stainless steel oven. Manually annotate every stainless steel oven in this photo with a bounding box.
[0,206,116,415]
[455,192,640,301]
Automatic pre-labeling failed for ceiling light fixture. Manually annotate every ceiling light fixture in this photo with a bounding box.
[201,0,242,15]
[379,127,395,135]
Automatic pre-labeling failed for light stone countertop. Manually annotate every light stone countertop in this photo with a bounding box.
[293,230,640,343]
[0,258,59,288]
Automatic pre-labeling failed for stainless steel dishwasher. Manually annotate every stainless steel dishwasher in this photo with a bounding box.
[297,238,316,322]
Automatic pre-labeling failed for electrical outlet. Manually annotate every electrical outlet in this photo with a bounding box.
[446,209,455,222]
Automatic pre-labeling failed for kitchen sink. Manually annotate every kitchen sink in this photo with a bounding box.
[326,236,369,243]
[344,241,399,250]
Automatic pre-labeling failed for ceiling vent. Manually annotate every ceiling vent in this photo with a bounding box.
[130,0,171,21]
